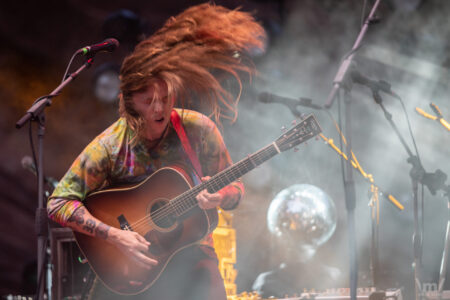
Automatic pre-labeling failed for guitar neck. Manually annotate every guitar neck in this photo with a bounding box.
[170,142,280,216]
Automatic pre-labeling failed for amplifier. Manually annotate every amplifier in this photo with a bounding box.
[423,290,450,299]
[50,228,92,300]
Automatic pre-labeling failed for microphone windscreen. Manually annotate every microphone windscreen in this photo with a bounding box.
[258,92,271,103]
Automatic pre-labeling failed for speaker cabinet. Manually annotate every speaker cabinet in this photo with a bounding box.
[50,228,92,300]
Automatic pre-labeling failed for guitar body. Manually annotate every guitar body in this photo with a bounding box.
[73,166,218,295]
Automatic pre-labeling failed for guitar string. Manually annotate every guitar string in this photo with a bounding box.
[130,153,263,233]
[129,144,278,232]
[130,138,304,233]
[134,143,276,228]
[129,159,253,232]
[130,145,275,231]
[129,128,304,232]
[130,120,314,231]
[130,124,311,232]
[130,150,262,231]
[129,128,310,232]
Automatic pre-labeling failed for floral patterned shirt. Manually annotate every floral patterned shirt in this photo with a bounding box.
[48,109,243,226]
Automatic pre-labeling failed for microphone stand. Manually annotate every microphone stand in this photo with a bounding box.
[369,89,449,300]
[323,1,382,300]
[16,57,94,300]
[438,187,450,300]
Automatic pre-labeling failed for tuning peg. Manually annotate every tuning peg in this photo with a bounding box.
[281,126,287,132]
[294,147,299,152]
[291,120,297,125]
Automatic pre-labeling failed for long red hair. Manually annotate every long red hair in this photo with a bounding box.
[119,3,266,138]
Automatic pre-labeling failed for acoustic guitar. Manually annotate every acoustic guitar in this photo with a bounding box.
[73,114,322,295]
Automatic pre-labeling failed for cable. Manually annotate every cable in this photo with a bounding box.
[399,98,422,164]
[28,121,39,187]
[361,0,368,28]
[61,52,79,84]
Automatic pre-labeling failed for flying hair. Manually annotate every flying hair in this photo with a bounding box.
[119,3,266,138]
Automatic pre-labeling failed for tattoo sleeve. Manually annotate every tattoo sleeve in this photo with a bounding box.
[68,207,86,225]
[83,219,96,234]
[95,223,110,240]
[67,206,110,240]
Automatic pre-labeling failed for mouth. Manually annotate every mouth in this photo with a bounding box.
[155,117,165,123]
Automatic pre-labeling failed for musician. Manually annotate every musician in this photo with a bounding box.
[47,4,265,300]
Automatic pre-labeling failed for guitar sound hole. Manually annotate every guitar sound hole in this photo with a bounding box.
[150,200,176,229]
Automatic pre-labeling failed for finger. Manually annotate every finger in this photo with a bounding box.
[197,193,208,209]
[135,252,158,268]
[202,191,221,203]
[201,176,211,182]
[199,194,220,209]
[197,191,218,209]
[135,233,150,246]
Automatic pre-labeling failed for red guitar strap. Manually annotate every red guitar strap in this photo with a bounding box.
[170,109,204,179]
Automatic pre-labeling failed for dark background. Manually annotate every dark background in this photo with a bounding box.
[1,0,449,298]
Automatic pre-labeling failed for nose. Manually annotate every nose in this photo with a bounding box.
[152,98,164,114]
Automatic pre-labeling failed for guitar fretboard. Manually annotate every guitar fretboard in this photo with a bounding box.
[169,143,279,216]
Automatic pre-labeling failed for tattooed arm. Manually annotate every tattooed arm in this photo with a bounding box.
[48,198,157,268]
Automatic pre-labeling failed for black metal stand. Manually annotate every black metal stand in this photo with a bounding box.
[370,89,449,300]
[438,195,450,299]
[374,93,423,300]
[16,57,94,300]
[338,90,359,300]
[323,2,382,299]
[369,187,380,288]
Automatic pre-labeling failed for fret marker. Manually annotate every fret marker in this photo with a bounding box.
[272,142,281,154]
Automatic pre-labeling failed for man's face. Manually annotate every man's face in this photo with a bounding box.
[131,80,175,141]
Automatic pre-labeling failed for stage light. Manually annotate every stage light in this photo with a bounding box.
[93,63,120,103]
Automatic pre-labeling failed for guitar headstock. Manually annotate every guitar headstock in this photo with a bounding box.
[275,114,322,152]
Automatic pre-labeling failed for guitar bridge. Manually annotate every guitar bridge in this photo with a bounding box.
[117,214,133,231]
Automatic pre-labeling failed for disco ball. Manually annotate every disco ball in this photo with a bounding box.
[267,184,337,252]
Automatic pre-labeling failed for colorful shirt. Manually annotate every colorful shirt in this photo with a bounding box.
[48,109,243,226]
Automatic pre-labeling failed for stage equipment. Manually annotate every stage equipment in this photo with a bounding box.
[227,288,403,300]
[259,89,404,291]
[317,129,403,286]
[76,38,119,56]
[21,155,58,190]
[15,39,119,300]
[93,63,120,103]
[322,1,383,299]
[258,92,323,112]
[415,103,450,131]
[359,72,450,300]
[350,70,400,100]
[213,209,239,296]
[267,184,336,259]
[50,228,92,300]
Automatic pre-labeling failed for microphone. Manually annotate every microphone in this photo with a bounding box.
[76,38,119,56]
[21,156,59,189]
[259,92,323,110]
[351,70,401,100]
